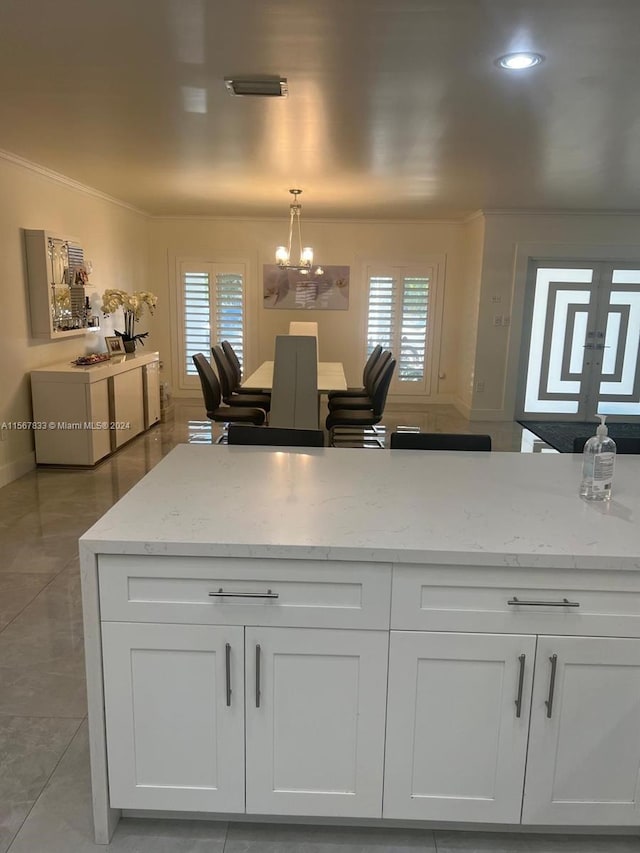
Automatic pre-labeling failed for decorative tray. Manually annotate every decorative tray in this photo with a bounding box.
[71,353,111,367]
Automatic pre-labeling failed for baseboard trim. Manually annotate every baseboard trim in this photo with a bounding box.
[0,451,36,488]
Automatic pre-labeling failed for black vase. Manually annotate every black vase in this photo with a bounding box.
[123,339,136,353]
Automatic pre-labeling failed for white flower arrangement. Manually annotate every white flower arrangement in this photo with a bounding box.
[100,289,158,344]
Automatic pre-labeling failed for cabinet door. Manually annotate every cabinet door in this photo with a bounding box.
[102,622,244,812]
[110,368,144,448]
[384,631,535,823]
[245,627,388,817]
[88,379,111,463]
[523,635,640,825]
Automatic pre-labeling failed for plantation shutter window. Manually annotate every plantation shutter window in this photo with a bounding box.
[178,262,246,388]
[365,266,433,394]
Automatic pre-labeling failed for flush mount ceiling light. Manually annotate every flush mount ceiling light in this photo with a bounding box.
[496,52,544,70]
[275,189,322,275]
[224,76,288,97]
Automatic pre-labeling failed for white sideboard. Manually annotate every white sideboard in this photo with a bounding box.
[31,352,160,465]
[79,446,640,843]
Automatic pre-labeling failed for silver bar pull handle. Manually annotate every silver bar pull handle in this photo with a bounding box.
[209,588,279,599]
[255,644,261,708]
[515,654,526,718]
[225,643,231,707]
[545,654,558,718]
[508,597,579,608]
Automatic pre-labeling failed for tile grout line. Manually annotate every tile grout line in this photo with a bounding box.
[0,573,60,637]
[4,716,85,853]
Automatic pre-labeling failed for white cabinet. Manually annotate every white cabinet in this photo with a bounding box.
[383,565,640,827]
[97,558,391,821]
[31,352,159,465]
[523,636,640,826]
[101,621,388,818]
[384,631,536,823]
[102,622,245,812]
[246,627,388,817]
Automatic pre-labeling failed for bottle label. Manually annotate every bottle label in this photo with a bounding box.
[592,452,615,492]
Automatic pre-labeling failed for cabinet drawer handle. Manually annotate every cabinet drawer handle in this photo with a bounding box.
[256,644,261,709]
[507,597,579,608]
[209,588,279,599]
[225,643,231,707]
[545,654,558,718]
[515,653,526,718]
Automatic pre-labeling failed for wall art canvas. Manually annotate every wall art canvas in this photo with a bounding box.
[263,265,350,310]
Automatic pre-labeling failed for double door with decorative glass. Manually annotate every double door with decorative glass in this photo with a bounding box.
[519,261,640,419]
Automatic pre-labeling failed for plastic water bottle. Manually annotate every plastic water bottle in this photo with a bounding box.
[579,415,616,501]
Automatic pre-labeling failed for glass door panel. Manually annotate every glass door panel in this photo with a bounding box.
[596,271,640,417]
[522,267,595,416]
[520,263,640,421]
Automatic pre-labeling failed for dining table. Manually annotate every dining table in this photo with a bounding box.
[242,360,347,393]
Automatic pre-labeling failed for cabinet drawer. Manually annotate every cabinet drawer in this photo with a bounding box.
[99,555,391,629]
[391,565,640,637]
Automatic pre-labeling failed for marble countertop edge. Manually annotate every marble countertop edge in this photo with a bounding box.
[77,538,640,572]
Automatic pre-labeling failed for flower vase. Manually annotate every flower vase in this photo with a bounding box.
[123,339,136,353]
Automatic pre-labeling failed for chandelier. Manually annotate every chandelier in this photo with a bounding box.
[275,189,321,274]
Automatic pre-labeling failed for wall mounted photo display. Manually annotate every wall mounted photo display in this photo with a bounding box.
[263,265,350,310]
[105,335,125,356]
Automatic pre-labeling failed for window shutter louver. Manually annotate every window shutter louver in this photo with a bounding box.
[214,273,245,368]
[184,272,211,376]
[366,276,395,355]
[399,276,429,382]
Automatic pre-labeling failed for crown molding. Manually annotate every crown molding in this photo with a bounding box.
[0,148,149,216]
[150,212,469,225]
[481,207,640,218]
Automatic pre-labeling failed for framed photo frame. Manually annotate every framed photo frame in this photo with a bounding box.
[104,335,126,356]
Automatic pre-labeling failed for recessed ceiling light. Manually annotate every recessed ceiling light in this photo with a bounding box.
[496,52,544,70]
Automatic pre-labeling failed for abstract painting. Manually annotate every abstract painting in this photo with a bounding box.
[263,265,350,310]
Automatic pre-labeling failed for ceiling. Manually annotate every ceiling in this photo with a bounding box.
[1,0,639,220]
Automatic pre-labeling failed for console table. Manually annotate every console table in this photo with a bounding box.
[80,446,640,843]
[31,351,160,465]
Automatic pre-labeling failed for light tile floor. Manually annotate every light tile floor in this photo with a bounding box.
[0,400,632,852]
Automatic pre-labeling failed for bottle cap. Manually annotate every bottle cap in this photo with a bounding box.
[595,414,608,438]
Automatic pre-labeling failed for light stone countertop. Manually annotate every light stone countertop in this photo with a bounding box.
[80,444,640,570]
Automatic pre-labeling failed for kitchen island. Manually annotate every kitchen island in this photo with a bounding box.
[80,444,640,843]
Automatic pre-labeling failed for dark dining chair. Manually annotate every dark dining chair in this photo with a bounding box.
[572,435,640,454]
[326,358,396,446]
[221,340,267,396]
[328,350,392,411]
[192,354,266,439]
[390,432,492,451]
[227,424,325,447]
[212,344,271,413]
[327,345,383,401]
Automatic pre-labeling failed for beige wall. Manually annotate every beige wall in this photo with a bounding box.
[453,214,485,416]
[149,216,463,403]
[0,154,150,486]
[472,212,640,420]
